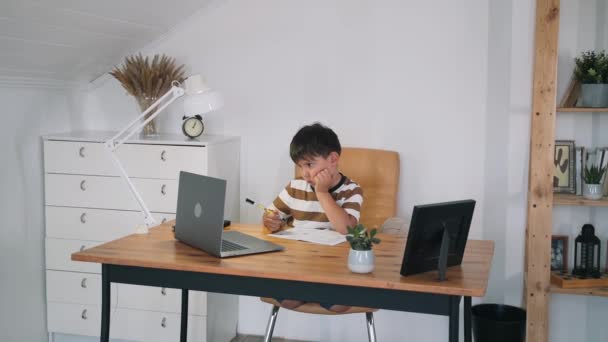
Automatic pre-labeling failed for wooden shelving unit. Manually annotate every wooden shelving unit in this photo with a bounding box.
[550,285,608,297]
[557,107,608,112]
[527,2,608,340]
[553,193,608,207]
[525,2,558,341]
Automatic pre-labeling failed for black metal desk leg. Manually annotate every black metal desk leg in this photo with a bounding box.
[464,296,471,342]
[101,265,110,342]
[449,296,460,342]
[181,289,189,342]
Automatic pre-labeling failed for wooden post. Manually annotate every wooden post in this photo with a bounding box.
[525,1,560,342]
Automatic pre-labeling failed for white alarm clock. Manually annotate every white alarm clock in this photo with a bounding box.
[182,115,204,138]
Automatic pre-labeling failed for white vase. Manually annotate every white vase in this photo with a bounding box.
[583,183,603,200]
[348,249,375,273]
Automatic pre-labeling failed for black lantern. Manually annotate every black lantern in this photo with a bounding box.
[572,224,601,278]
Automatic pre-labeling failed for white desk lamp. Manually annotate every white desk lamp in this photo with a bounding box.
[105,74,223,231]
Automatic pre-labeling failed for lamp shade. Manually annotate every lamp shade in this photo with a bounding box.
[183,90,223,116]
[183,74,223,116]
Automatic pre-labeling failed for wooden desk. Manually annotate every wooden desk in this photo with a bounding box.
[72,222,494,342]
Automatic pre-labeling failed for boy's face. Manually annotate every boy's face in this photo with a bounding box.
[296,152,339,185]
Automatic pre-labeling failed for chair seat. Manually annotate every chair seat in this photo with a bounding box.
[260,297,379,315]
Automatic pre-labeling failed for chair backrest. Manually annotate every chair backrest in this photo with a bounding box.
[296,147,400,230]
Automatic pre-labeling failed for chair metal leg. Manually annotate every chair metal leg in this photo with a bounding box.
[365,312,377,342]
[263,305,280,342]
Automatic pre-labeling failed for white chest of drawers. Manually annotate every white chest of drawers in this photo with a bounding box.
[43,131,240,342]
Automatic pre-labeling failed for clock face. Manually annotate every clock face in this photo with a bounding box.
[182,117,204,138]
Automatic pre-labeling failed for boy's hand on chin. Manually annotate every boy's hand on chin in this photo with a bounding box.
[314,169,333,193]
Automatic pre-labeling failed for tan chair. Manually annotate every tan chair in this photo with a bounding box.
[261,147,400,342]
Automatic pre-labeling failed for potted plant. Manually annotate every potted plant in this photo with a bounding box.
[110,54,185,136]
[582,162,606,200]
[346,224,381,273]
[574,50,608,107]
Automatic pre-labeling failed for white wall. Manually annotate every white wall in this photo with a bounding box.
[71,1,499,341]
[481,0,534,311]
[82,0,491,227]
[0,86,71,341]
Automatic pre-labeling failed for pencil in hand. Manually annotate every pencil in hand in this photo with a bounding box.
[245,198,285,220]
[246,198,268,212]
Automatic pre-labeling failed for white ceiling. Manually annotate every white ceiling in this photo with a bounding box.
[0,0,210,87]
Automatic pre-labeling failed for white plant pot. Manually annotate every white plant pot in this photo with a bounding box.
[348,249,375,273]
[583,183,603,200]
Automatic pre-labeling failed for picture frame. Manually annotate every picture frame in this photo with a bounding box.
[551,235,569,272]
[553,140,576,194]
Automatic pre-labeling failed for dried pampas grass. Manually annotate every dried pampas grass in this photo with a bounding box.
[110,54,185,99]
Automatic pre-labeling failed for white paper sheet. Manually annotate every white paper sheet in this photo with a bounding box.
[269,228,346,246]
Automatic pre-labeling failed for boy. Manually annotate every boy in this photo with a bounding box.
[263,123,363,312]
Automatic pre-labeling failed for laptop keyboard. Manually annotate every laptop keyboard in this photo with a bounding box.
[221,240,247,252]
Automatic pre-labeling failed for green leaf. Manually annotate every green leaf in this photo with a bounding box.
[583,161,606,184]
[574,50,608,84]
[346,223,381,250]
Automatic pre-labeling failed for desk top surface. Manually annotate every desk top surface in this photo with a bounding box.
[72,222,494,297]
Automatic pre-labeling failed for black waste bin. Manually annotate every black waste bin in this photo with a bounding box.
[471,304,526,342]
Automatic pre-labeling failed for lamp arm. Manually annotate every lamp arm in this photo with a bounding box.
[106,149,158,227]
[103,84,185,228]
[108,85,185,148]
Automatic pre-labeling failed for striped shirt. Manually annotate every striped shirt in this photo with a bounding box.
[268,174,363,230]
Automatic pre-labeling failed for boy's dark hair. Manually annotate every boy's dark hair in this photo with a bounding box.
[289,123,341,163]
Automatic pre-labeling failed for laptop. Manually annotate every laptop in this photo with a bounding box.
[175,171,284,258]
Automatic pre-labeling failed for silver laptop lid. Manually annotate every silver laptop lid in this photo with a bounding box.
[175,171,226,256]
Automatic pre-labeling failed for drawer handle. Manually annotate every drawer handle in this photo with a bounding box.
[161,287,167,296]
[161,317,167,328]
[160,150,167,161]
[80,245,86,252]
[161,184,167,196]
[81,309,88,320]
[80,213,87,224]
[81,278,87,288]
[79,146,85,158]
[80,180,86,191]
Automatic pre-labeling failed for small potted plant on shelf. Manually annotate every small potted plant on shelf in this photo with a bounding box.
[346,224,381,273]
[574,50,608,107]
[582,162,606,200]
